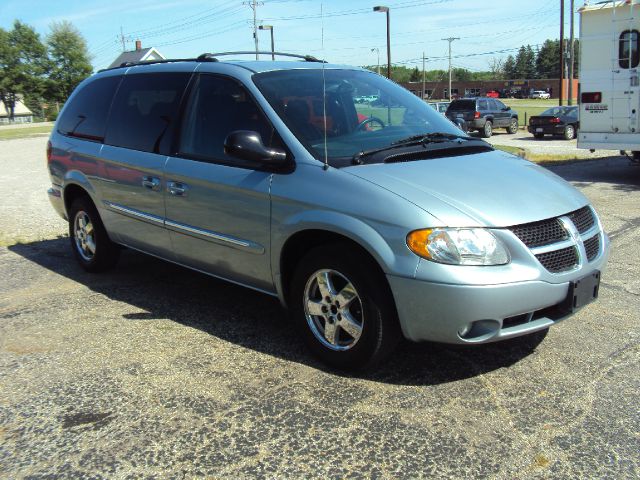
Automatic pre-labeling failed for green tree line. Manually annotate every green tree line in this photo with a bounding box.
[364,38,579,83]
[0,20,92,121]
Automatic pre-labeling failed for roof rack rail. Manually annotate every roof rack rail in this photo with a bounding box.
[97,51,324,72]
[98,56,218,72]
[197,51,326,63]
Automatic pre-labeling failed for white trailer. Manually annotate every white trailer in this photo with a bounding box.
[578,0,640,162]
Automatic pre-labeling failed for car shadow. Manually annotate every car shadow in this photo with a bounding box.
[8,238,547,386]
[545,155,640,192]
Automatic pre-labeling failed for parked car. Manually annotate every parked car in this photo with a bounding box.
[528,106,579,140]
[47,54,609,370]
[531,90,551,99]
[486,90,500,98]
[428,101,450,115]
[445,97,519,137]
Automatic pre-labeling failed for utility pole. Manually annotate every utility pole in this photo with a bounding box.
[442,37,459,100]
[568,0,575,105]
[119,26,126,52]
[422,52,426,100]
[244,0,263,60]
[560,0,565,106]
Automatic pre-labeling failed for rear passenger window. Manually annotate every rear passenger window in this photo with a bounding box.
[179,74,276,164]
[478,100,489,110]
[619,30,639,68]
[105,73,191,154]
[57,76,121,142]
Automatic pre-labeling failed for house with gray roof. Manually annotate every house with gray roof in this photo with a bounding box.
[108,41,165,69]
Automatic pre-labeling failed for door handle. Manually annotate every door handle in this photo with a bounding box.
[167,181,189,197]
[141,176,161,191]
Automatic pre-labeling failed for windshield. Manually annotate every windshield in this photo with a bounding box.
[253,69,461,161]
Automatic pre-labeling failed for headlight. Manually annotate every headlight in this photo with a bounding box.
[407,228,510,266]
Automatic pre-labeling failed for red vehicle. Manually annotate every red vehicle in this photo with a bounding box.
[486,90,500,98]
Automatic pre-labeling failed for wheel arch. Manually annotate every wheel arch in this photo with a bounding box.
[274,216,408,308]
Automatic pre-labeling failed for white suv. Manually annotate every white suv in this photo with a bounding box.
[531,90,551,99]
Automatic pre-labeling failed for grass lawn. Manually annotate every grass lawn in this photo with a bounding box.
[0,125,53,140]
[500,98,566,127]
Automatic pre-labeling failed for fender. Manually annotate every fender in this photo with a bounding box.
[271,209,420,305]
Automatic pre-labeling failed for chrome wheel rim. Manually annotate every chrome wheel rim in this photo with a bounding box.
[303,269,364,351]
[510,120,517,132]
[566,125,574,139]
[485,122,492,136]
[73,211,96,261]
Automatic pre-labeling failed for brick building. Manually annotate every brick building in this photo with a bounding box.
[400,78,579,100]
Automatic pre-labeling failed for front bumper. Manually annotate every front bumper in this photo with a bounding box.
[387,233,610,345]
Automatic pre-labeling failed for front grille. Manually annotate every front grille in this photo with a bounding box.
[510,218,568,248]
[568,206,595,233]
[584,234,600,261]
[535,246,578,273]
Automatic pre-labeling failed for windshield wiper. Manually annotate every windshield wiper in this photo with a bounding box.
[392,132,476,145]
[351,132,483,165]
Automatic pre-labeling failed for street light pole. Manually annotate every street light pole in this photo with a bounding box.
[373,6,391,79]
[371,48,380,75]
[442,37,459,100]
[259,25,275,61]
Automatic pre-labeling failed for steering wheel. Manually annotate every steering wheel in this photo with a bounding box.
[356,116,386,131]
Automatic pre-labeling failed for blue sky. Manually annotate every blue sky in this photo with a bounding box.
[0,0,573,71]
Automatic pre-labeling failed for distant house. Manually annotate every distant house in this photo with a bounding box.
[0,95,34,124]
[108,40,165,69]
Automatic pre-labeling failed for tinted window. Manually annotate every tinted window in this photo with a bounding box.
[447,100,476,111]
[105,73,191,154]
[57,76,121,142]
[478,100,489,110]
[619,30,639,68]
[179,74,275,163]
[494,99,507,110]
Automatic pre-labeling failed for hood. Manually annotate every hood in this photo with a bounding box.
[343,149,588,227]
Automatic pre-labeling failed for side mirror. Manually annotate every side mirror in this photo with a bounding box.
[503,106,511,111]
[224,130,288,166]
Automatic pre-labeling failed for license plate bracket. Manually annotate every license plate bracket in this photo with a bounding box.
[560,271,601,313]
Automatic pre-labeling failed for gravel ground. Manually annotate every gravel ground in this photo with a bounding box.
[485,130,621,159]
[1,137,639,478]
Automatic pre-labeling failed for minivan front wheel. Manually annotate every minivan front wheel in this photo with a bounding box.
[290,245,400,370]
[69,196,120,272]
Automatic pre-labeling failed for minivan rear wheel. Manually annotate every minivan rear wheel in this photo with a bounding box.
[290,244,400,370]
[69,196,120,272]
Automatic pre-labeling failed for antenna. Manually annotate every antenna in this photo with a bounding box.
[321,3,329,171]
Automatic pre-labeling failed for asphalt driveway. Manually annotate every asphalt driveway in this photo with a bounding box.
[0,137,638,478]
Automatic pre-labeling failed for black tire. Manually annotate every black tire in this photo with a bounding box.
[289,244,401,370]
[563,124,576,140]
[481,120,493,138]
[507,118,518,134]
[68,196,120,272]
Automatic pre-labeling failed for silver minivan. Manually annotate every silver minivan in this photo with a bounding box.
[47,53,609,370]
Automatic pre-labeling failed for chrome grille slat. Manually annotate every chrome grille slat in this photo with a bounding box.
[584,234,600,262]
[535,246,579,273]
[510,218,568,248]
[567,206,595,234]
[509,206,598,273]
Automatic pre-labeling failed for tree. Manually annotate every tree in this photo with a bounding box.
[409,66,420,82]
[452,67,472,82]
[488,57,504,79]
[536,39,560,79]
[525,45,536,79]
[0,21,48,120]
[503,55,516,79]
[47,21,92,103]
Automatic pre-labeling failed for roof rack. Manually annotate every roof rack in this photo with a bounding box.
[98,51,324,72]
[197,51,325,63]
